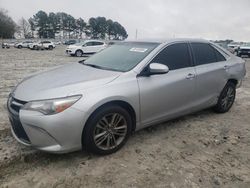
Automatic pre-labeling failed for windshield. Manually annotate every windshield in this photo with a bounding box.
[83,42,159,72]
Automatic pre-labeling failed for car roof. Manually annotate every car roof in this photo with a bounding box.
[84,39,104,43]
[125,38,209,44]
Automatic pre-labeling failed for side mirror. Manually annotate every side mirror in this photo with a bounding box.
[139,63,169,77]
[149,63,169,75]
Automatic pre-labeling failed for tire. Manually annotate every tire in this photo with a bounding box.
[18,45,22,49]
[75,50,83,57]
[83,105,132,155]
[213,82,236,113]
[33,45,38,50]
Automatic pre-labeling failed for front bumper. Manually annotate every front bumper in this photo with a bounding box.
[7,96,88,153]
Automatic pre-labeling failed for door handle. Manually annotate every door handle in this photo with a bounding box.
[186,73,195,79]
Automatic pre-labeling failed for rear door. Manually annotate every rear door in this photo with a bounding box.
[83,41,104,53]
[138,42,196,127]
[190,42,228,108]
[92,41,105,52]
[82,42,94,53]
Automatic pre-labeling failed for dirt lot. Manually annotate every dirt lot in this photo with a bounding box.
[0,46,249,188]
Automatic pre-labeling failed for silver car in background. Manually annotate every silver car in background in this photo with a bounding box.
[7,39,246,154]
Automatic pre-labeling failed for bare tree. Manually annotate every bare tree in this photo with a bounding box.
[18,17,31,38]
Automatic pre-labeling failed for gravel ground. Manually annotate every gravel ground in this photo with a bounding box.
[0,46,249,188]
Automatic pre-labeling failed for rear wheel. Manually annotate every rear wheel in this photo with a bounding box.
[75,50,83,57]
[213,82,236,113]
[83,105,132,155]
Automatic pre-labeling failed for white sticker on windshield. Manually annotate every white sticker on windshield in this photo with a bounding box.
[129,47,148,53]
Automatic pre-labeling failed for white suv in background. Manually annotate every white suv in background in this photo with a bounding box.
[66,40,107,57]
[15,41,33,48]
[29,41,55,50]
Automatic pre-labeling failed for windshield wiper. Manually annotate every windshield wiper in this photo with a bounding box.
[84,63,105,69]
[78,61,123,72]
[78,59,85,64]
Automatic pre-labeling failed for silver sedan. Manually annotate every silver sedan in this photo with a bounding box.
[7,39,246,154]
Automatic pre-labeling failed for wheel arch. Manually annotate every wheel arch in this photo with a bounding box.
[75,49,83,54]
[227,78,238,86]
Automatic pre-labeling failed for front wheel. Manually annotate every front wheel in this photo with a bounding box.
[75,50,83,57]
[83,105,132,155]
[213,82,236,113]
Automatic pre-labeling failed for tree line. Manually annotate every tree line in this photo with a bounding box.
[0,9,128,40]
[0,9,17,38]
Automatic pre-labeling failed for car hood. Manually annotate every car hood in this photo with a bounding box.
[13,62,121,101]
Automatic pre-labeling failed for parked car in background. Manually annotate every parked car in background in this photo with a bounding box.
[6,41,17,47]
[54,41,62,45]
[29,41,55,50]
[2,42,10,48]
[64,39,77,45]
[66,40,107,57]
[227,43,241,54]
[236,43,250,57]
[7,39,246,155]
[15,41,33,48]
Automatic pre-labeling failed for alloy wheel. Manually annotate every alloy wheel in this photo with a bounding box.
[221,86,235,110]
[93,113,127,150]
[76,50,82,57]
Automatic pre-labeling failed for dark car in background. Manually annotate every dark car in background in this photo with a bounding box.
[236,43,250,57]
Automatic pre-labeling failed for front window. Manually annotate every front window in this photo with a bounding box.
[83,42,159,72]
[151,43,191,70]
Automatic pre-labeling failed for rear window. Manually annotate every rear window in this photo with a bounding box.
[93,41,104,45]
[191,43,217,65]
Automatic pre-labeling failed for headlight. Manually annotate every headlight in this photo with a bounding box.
[22,95,82,115]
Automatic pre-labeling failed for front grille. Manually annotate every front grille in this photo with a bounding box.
[7,96,30,143]
[240,49,250,53]
[8,97,27,113]
[9,116,30,143]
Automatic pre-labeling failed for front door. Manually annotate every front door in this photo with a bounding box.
[137,42,196,127]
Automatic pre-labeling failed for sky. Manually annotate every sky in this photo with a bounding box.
[0,0,250,41]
